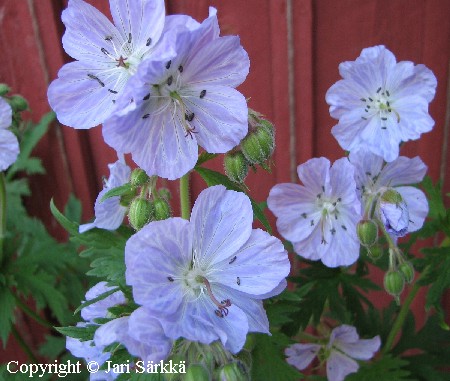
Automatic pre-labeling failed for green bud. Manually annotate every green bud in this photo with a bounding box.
[130,168,149,187]
[367,245,383,260]
[183,364,210,381]
[153,198,172,220]
[399,261,414,283]
[224,151,249,183]
[380,188,403,204]
[0,84,10,96]
[128,198,154,230]
[9,95,28,112]
[240,123,275,165]
[217,362,248,381]
[357,219,378,246]
[384,270,405,296]
[119,189,136,207]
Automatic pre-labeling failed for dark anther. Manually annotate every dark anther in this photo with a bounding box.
[381,126,387,129]
[143,93,151,101]
[332,202,337,206]
[301,213,307,219]
[365,109,369,112]
[185,112,195,122]
[362,116,367,120]
[334,214,338,220]
[166,60,172,69]
[167,76,173,86]
[178,65,184,73]
[128,33,132,44]
[368,97,373,102]
[376,87,381,93]
[341,225,347,230]
[381,117,387,120]
[360,98,366,102]
[200,89,207,99]
[337,198,342,202]
[105,35,113,41]
[386,90,390,97]
[146,37,152,46]
[87,74,105,87]
[112,100,116,103]
[237,277,241,286]
[215,309,224,318]
[101,47,110,55]
[316,194,322,199]
[330,228,336,235]
[388,109,392,112]
[365,171,372,176]
[367,105,371,109]
[310,220,315,226]
[167,276,174,282]
[142,114,150,119]
[322,185,325,192]
[386,101,390,107]
[108,89,118,94]
[229,256,237,264]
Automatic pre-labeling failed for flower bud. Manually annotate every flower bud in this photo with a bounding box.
[357,219,378,247]
[128,198,154,230]
[130,168,149,187]
[367,245,383,260]
[217,362,248,381]
[0,84,10,96]
[240,122,275,165]
[384,270,405,296]
[399,261,414,283]
[224,151,249,183]
[183,364,210,381]
[9,95,28,112]
[379,188,409,237]
[153,198,172,220]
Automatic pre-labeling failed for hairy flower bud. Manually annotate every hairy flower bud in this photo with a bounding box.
[184,364,210,381]
[153,198,172,220]
[224,151,249,183]
[217,362,248,381]
[384,270,405,297]
[399,261,414,283]
[0,84,10,96]
[128,198,154,230]
[357,219,378,246]
[130,168,149,187]
[367,245,383,260]
[240,119,275,165]
[9,95,28,112]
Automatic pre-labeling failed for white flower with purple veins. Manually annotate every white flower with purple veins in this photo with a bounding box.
[0,97,19,171]
[125,185,290,353]
[47,0,165,129]
[103,9,250,180]
[268,157,361,268]
[79,157,131,233]
[326,45,437,162]
[286,325,381,381]
[349,149,428,237]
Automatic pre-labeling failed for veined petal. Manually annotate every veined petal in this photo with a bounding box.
[334,336,381,360]
[326,350,359,381]
[329,158,358,202]
[109,0,165,54]
[0,97,12,129]
[125,218,192,313]
[81,281,126,322]
[209,229,290,296]
[94,316,128,347]
[0,129,19,171]
[329,325,360,346]
[285,343,321,371]
[378,156,427,187]
[297,157,331,193]
[48,61,122,129]
[190,186,253,267]
[183,85,248,153]
[62,0,122,63]
[395,95,435,141]
[397,186,428,232]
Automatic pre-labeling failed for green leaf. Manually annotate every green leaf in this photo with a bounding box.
[0,289,15,346]
[55,324,98,341]
[346,355,412,381]
[100,183,135,202]
[195,166,272,233]
[74,287,121,315]
[196,152,218,167]
[421,176,445,219]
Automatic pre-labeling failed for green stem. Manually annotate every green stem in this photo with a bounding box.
[0,172,6,265]
[180,172,191,220]
[11,325,38,363]
[13,294,55,329]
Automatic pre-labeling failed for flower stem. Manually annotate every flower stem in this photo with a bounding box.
[13,293,55,329]
[0,172,6,265]
[11,325,38,363]
[180,172,191,220]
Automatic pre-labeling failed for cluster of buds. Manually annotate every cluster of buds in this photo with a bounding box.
[224,109,275,183]
[383,247,415,302]
[0,83,28,129]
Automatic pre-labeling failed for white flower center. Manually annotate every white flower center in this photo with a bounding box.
[360,86,400,130]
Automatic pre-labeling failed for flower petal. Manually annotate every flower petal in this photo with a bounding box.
[326,350,359,381]
[334,336,381,360]
[378,156,427,187]
[285,343,321,371]
[190,186,253,267]
[0,98,12,129]
[297,157,331,194]
[0,129,19,171]
[81,281,126,322]
[397,186,428,232]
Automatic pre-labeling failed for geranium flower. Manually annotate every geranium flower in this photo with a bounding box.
[103,9,249,180]
[0,97,19,171]
[79,157,131,233]
[326,45,437,162]
[349,149,428,237]
[47,0,165,129]
[268,157,361,267]
[286,325,381,381]
[125,185,290,353]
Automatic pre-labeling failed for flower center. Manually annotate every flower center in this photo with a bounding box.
[360,86,400,130]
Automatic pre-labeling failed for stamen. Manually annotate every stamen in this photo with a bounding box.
[166,60,172,70]
[128,33,132,44]
[101,47,110,55]
[200,90,206,99]
[167,76,173,86]
[87,74,105,87]
[386,90,390,97]
[376,87,381,93]
[362,116,367,120]
[301,213,307,219]
[146,37,152,46]
[310,220,315,226]
[142,114,150,119]
[341,225,347,230]
[360,98,366,102]
[330,228,336,235]
[178,65,184,73]
[167,276,174,282]
[229,256,237,264]
[185,112,195,122]
[105,35,113,41]
[236,277,241,285]
[368,97,373,102]
[143,93,151,101]
[108,89,118,94]
[321,185,325,192]
[200,277,231,317]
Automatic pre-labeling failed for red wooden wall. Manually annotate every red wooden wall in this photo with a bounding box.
[1,0,449,364]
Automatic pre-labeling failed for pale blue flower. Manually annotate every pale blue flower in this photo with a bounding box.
[268,157,361,267]
[48,0,166,129]
[125,185,290,353]
[79,157,131,233]
[286,325,381,381]
[326,45,437,162]
[103,9,249,180]
[349,149,428,237]
[0,97,19,171]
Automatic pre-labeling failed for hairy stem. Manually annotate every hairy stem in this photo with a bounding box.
[180,172,191,220]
